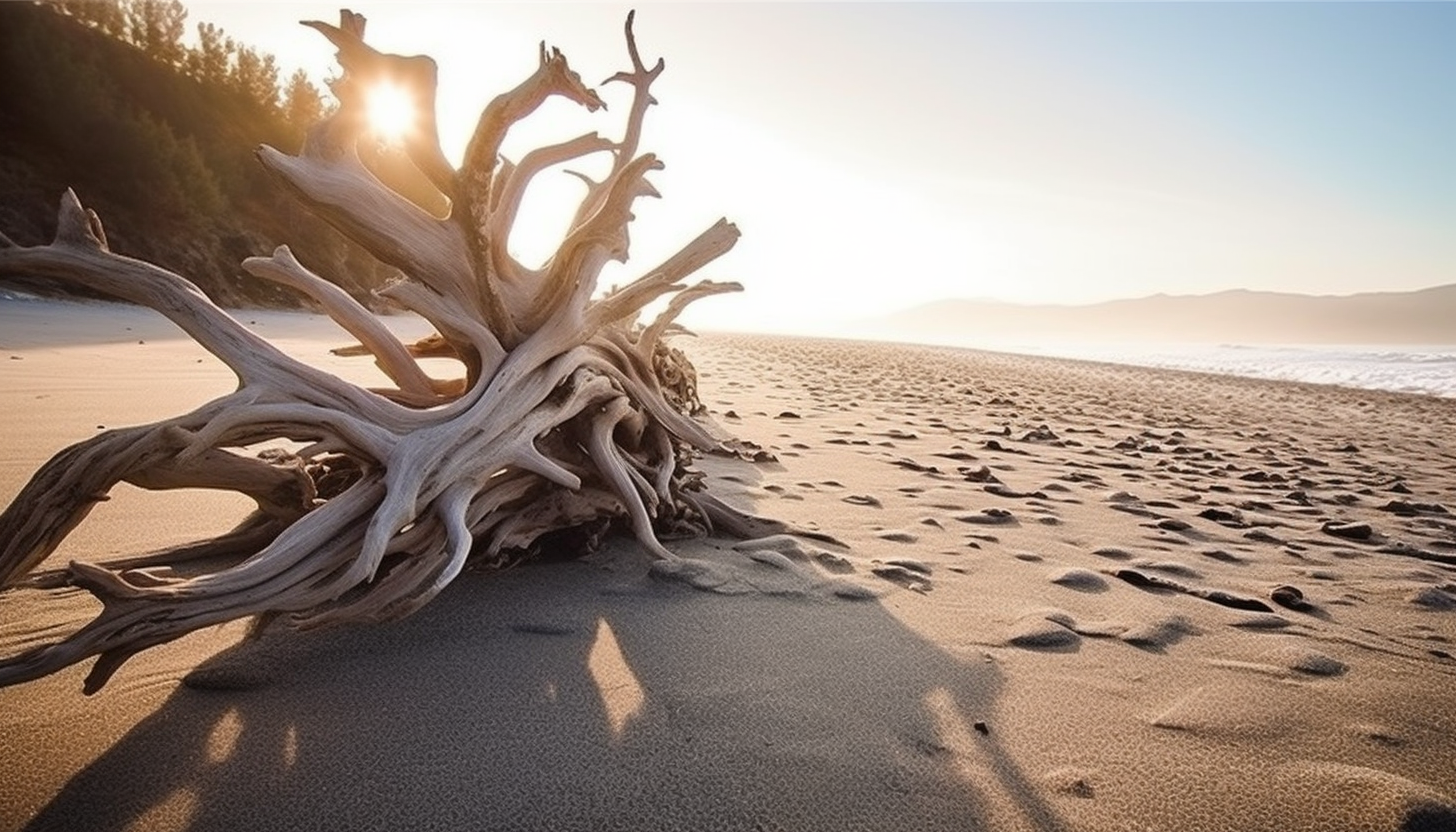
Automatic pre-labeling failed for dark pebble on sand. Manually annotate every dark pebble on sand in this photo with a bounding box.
[1322,521,1373,541]
[960,465,1000,483]
[1410,587,1456,610]
[1198,508,1242,524]
[1115,569,1184,592]
[1271,585,1314,612]
[1381,500,1449,516]
[1200,590,1273,613]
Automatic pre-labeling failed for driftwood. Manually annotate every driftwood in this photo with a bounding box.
[0,10,777,693]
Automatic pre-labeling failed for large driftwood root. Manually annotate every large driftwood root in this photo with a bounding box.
[0,11,789,693]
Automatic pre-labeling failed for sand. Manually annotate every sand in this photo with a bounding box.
[2,298,1454,832]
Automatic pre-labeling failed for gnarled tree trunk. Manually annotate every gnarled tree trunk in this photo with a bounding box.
[0,10,774,693]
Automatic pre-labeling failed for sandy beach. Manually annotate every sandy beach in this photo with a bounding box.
[2,299,1455,832]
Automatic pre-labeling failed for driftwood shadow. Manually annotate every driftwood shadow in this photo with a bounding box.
[21,550,1072,832]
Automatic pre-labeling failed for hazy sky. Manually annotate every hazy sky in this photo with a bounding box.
[183,2,1456,333]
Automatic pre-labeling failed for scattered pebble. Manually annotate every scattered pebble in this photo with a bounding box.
[1271,585,1314,612]
[1410,586,1456,610]
[1323,521,1373,541]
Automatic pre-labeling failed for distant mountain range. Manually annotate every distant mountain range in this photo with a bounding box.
[863,284,1456,346]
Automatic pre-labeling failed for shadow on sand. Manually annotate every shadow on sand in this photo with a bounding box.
[21,540,1073,832]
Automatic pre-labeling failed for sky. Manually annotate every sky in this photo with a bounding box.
[181,2,1456,334]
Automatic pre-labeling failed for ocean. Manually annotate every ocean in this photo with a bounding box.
[1001,341,1456,399]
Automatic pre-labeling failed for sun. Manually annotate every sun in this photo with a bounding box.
[365,82,416,143]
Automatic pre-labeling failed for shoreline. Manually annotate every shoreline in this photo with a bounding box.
[7,294,1452,401]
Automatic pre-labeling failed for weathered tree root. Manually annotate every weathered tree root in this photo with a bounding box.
[0,10,786,693]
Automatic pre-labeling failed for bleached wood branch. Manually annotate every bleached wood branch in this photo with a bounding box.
[243,245,437,398]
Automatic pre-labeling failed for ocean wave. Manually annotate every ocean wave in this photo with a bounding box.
[1014,342,1456,398]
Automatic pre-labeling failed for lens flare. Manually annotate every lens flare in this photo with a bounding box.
[365,82,415,142]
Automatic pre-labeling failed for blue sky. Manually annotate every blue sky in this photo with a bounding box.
[184,2,1456,333]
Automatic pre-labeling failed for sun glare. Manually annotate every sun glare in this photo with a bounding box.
[365,82,415,143]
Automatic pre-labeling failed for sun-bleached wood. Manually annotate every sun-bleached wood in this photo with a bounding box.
[0,10,777,693]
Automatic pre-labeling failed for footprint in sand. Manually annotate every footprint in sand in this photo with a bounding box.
[871,563,933,592]
[876,529,919,544]
[1261,645,1347,676]
[1006,610,1082,651]
[842,494,882,508]
[1049,568,1108,592]
[1120,615,1197,650]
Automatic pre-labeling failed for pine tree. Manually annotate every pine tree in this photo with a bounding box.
[283,68,326,133]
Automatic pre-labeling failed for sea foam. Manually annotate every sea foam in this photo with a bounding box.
[1009,342,1456,398]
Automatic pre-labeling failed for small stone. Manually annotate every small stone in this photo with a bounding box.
[1410,587,1456,610]
[1271,585,1313,612]
[1291,652,1346,676]
[1323,521,1372,541]
[1198,507,1243,524]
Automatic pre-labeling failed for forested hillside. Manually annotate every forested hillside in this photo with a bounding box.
[0,1,420,307]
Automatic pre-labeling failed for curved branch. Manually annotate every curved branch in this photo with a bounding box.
[488,132,615,290]
[243,245,436,398]
[638,279,743,357]
[588,218,742,329]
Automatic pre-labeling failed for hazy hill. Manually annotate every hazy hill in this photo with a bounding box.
[865,284,1456,346]
[0,3,427,308]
